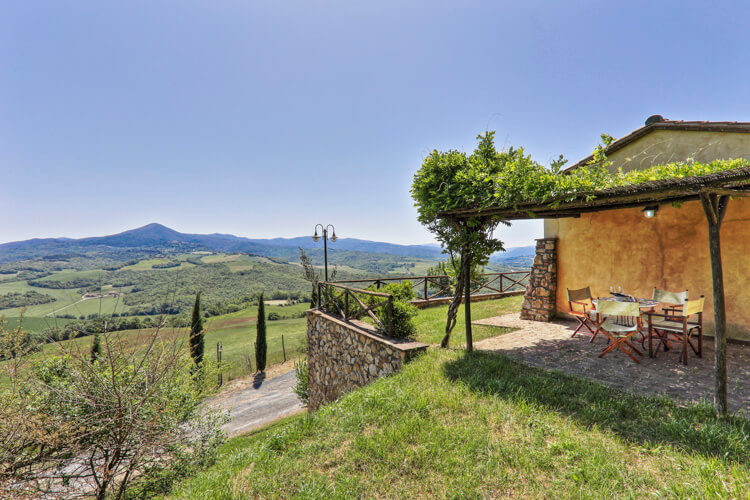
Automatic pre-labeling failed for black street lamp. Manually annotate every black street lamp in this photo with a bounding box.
[312,224,337,282]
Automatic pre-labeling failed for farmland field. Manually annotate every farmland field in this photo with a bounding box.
[0,248,477,338]
[0,301,310,389]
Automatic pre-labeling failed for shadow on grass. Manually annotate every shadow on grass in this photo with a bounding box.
[442,350,750,464]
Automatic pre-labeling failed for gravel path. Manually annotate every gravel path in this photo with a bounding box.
[207,370,305,437]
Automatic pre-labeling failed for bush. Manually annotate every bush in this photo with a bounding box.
[365,281,418,339]
[293,358,309,406]
[0,330,226,498]
[267,312,281,321]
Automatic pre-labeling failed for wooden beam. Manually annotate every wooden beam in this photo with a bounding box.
[701,186,750,198]
[443,193,706,220]
[701,193,729,417]
[464,250,473,352]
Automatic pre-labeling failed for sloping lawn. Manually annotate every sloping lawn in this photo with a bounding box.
[167,349,750,498]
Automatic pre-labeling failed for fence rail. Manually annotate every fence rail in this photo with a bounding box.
[329,271,530,303]
[317,281,394,334]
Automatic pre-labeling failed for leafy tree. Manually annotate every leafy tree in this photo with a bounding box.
[411,132,511,349]
[255,293,267,372]
[0,329,226,499]
[189,291,204,370]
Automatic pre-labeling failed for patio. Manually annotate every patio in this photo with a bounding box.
[474,313,750,415]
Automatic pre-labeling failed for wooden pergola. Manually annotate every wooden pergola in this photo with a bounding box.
[441,166,750,416]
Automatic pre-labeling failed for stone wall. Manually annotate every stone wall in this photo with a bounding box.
[520,238,557,322]
[307,309,428,410]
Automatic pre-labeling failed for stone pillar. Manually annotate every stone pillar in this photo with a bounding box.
[520,238,557,322]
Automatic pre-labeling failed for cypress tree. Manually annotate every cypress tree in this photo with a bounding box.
[189,291,204,369]
[255,293,267,372]
[90,332,101,363]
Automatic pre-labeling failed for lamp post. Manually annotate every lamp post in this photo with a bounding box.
[312,224,337,281]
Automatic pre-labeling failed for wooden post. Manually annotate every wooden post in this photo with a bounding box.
[701,192,730,417]
[424,278,428,301]
[387,296,394,335]
[282,334,286,362]
[464,251,473,352]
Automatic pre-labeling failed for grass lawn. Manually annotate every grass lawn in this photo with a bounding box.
[0,302,310,389]
[205,302,309,380]
[413,294,523,345]
[167,348,750,498]
[0,277,134,318]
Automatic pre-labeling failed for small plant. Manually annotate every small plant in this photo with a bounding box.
[90,331,101,362]
[267,311,281,321]
[293,358,309,406]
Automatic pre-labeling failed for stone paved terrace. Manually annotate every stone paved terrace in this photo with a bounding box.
[474,313,750,416]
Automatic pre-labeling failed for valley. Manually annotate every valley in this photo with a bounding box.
[0,224,532,339]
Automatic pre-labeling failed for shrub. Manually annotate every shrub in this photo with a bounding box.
[365,281,418,339]
[267,312,281,321]
[0,328,226,498]
[293,358,309,406]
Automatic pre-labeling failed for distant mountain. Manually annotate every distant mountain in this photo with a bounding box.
[244,236,442,258]
[0,223,535,267]
[0,223,444,262]
[490,245,535,267]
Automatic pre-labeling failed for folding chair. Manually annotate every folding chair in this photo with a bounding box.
[594,300,644,363]
[645,296,704,365]
[567,287,598,341]
[642,288,688,349]
[652,288,688,318]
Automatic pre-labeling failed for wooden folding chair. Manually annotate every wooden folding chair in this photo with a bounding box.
[567,287,598,341]
[642,288,688,349]
[645,296,704,365]
[652,288,688,318]
[594,300,644,363]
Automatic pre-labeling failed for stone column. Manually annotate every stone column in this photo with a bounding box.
[520,238,557,322]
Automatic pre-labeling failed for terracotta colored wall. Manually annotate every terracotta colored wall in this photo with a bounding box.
[545,198,750,341]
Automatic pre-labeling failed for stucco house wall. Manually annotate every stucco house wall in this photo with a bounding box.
[545,198,750,342]
[544,122,750,341]
[605,130,750,173]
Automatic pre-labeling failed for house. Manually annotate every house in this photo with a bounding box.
[437,116,750,414]
[543,116,750,342]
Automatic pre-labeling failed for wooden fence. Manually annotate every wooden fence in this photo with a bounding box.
[329,271,530,306]
[317,281,394,335]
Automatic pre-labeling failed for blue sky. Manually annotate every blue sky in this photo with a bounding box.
[2,1,749,247]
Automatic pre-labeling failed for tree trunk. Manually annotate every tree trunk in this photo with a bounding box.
[440,248,468,348]
[701,193,729,417]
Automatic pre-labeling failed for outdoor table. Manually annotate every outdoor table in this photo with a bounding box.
[593,296,660,310]
[591,297,660,345]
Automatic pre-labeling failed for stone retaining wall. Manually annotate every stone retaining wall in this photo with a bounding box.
[521,238,557,322]
[307,310,428,410]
